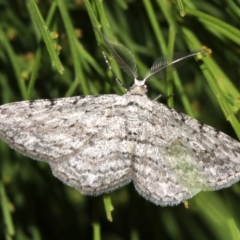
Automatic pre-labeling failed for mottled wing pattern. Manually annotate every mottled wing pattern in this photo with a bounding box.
[132,99,240,206]
[123,96,196,206]
[0,95,133,195]
[159,103,240,191]
[50,109,132,195]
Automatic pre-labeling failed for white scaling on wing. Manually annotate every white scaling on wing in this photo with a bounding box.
[0,30,239,206]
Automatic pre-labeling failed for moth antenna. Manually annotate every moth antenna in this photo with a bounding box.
[102,51,127,91]
[94,28,138,80]
[143,49,210,82]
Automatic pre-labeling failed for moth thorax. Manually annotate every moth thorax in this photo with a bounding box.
[128,80,148,95]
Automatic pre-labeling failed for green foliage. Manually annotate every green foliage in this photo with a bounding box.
[0,0,240,239]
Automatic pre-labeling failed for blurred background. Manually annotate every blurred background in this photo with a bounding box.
[0,0,240,239]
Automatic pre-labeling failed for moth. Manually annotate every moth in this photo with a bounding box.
[0,29,239,206]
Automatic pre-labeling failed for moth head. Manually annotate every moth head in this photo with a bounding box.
[128,79,148,95]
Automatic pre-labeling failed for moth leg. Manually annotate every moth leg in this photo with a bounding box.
[152,94,174,102]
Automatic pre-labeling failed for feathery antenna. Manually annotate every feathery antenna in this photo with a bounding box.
[143,50,210,81]
[95,28,211,88]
